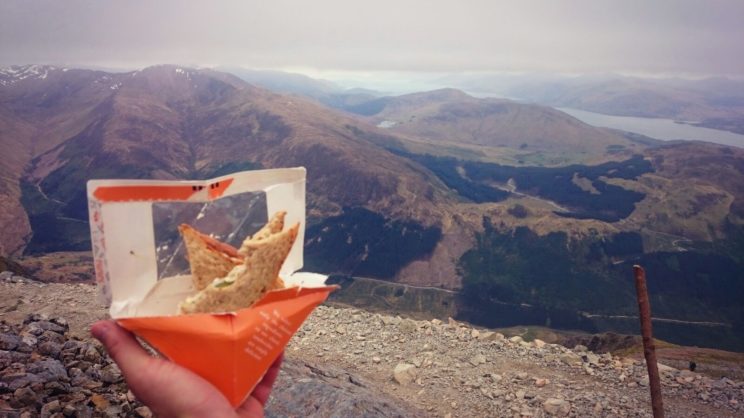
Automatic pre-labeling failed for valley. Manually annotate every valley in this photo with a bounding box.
[1,64,743,353]
[3,2,744,416]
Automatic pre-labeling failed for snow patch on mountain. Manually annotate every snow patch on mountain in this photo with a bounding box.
[0,65,61,86]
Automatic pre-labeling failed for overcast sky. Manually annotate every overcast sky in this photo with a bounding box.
[1,0,743,77]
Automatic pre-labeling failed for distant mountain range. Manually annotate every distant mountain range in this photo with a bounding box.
[1,65,743,349]
[215,69,744,136]
[438,73,744,135]
[217,67,382,115]
[0,65,449,259]
[338,87,650,165]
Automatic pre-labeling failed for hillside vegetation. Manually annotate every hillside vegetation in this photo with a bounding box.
[2,65,744,351]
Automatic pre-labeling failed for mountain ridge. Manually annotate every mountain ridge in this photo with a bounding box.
[2,65,744,351]
[344,88,648,166]
[441,73,744,135]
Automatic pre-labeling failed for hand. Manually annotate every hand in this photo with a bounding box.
[91,320,282,418]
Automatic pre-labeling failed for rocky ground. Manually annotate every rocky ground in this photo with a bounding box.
[1,272,744,417]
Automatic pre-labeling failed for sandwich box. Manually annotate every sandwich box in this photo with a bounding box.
[87,167,335,406]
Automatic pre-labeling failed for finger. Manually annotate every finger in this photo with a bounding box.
[91,320,153,375]
[91,320,172,403]
[236,352,285,417]
[91,320,235,418]
[250,352,284,406]
[236,397,263,418]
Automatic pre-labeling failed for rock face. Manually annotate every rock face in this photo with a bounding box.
[267,360,426,418]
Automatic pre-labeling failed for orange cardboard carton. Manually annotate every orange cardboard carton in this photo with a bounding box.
[87,167,335,406]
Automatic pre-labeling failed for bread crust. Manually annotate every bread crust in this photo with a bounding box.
[179,223,298,314]
[178,224,242,291]
[238,211,286,257]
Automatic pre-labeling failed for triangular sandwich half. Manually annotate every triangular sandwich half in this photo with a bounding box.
[178,224,242,291]
[179,223,299,314]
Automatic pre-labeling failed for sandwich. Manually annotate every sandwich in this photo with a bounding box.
[178,211,297,314]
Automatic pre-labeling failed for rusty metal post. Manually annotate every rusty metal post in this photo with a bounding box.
[633,265,664,418]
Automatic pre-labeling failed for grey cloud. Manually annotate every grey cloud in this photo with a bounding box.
[1,0,743,75]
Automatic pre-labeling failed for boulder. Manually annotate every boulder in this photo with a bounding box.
[393,363,417,386]
[543,398,571,416]
[469,354,487,366]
